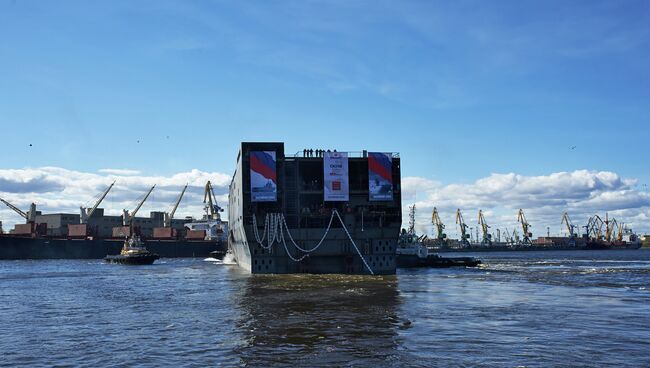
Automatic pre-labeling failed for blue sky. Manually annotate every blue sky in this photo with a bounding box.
[1,1,649,234]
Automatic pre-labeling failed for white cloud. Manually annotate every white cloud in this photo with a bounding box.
[402,170,650,237]
[0,167,230,230]
[1,167,648,237]
[98,168,141,176]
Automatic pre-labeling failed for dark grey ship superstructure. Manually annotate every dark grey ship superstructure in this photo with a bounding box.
[228,142,402,274]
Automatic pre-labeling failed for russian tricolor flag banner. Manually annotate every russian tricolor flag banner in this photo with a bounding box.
[250,151,277,202]
[368,152,393,201]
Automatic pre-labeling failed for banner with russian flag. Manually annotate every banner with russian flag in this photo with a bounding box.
[368,152,393,201]
[324,151,349,201]
[250,151,277,202]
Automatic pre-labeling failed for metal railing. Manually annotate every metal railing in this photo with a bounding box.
[290,151,400,158]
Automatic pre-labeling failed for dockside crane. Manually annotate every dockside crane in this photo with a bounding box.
[478,210,492,245]
[605,215,618,242]
[122,185,156,227]
[204,181,223,220]
[0,197,37,223]
[164,184,188,228]
[616,222,625,242]
[561,212,577,238]
[517,209,532,245]
[455,209,470,246]
[80,181,115,224]
[504,228,512,244]
[512,228,520,244]
[431,207,446,242]
[586,215,604,241]
[407,204,416,235]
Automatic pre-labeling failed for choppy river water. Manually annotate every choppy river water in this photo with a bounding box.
[1,249,649,367]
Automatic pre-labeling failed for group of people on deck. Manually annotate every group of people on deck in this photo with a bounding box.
[303,148,337,157]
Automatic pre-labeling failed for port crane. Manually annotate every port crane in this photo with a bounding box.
[407,204,416,235]
[586,215,604,241]
[561,212,577,238]
[164,184,188,228]
[478,210,492,245]
[80,181,115,224]
[517,209,532,245]
[616,222,625,242]
[455,209,470,246]
[203,181,223,220]
[122,185,156,226]
[503,228,512,244]
[512,228,520,244]
[431,207,446,242]
[604,215,618,242]
[0,197,37,223]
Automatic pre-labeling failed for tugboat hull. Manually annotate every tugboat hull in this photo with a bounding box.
[397,254,481,268]
[104,253,159,265]
[208,250,226,260]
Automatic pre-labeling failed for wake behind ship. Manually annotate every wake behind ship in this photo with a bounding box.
[228,142,402,274]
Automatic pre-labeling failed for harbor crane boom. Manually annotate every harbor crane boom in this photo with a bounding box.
[407,204,416,235]
[605,216,618,242]
[517,209,532,245]
[80,181,115,224]
[561,212,576,238]
[478,210,492,245]
[0,197,36,223]
[203,181,223,220]
[587,215,604,241]
[122,185,156,226]
[455,209,470,246]
[617,222,625,242]
[431,207,446,241]
[164,184,188,228]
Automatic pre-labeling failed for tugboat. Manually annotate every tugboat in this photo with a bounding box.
[396,231,481,268]
[208,249,226,260]
[396,205,481,268]
[104,236,159,265]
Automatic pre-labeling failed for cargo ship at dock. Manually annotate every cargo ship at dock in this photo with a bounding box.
[0,181,227,260]
[228,142,402,274]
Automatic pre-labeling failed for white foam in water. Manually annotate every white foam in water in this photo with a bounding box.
[203,252,237,265]
[222,252,237,265]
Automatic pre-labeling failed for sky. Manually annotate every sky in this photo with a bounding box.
[0,0,649,236]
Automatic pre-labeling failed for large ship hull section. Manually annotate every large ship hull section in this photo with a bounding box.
[228,142,402,275]
[0,236,224,260]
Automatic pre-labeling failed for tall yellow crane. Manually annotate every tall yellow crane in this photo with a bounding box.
[431,207,446,242]
[478,210,492,245]
[455,209,470,246]
[605,215,617,242]
[517,209,532,245]
[616,222,625,242]
[561,212,577,238]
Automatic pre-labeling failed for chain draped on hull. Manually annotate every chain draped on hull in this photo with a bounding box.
[251,209,375,275]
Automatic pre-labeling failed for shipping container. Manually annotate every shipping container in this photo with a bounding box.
[68,224,89,238]
[153,227,176,239]
[14,223,34,235]
[186,229,206,240]
[112,226,132,238]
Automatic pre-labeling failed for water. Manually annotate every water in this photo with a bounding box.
[1,250,650,367]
